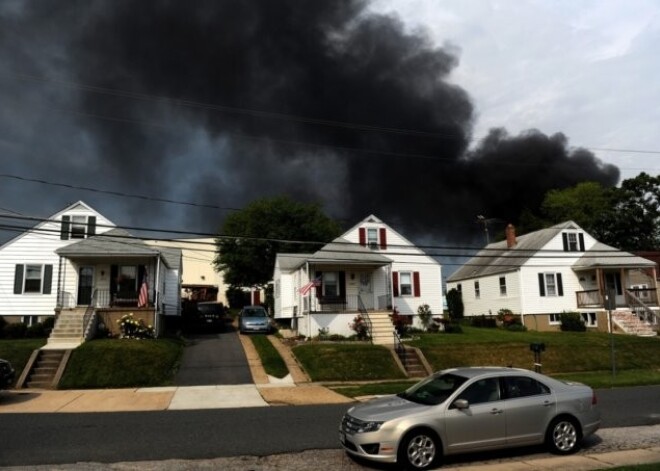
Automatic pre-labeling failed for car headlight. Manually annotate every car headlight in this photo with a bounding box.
[356,421,384,433]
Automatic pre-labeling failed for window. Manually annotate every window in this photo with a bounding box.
[359,227,387,249]
[367,228,378,249]
[458,378,500,404]
[61,214,96,240]
[499,277,507,296]
[581,312,597,327]
[562,231,584,252]
[474,281,480,299]
[25,265,43,293]
[567,233,578,251]
[323,272,339,297]
[22,316,38,326]
[400,272,412,296]
[539,272,563,297]
[549,313,561,324]
[503,376,550,398]
[13,264,53,295]
[117,266,137,292]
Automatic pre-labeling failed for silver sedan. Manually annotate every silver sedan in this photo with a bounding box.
[340,367,600,470]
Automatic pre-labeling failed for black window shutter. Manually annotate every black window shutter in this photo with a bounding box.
[315,271,322,298]
[88,216,96,236]
[562,233,568,251]
[110,265,118,295]
[339,271,346,299]
[538,273,546,297]
[60,215,70,240]
[14,264,24,294]
[578,233,585,251]
[557,273,564,296]
[43,265,53,294]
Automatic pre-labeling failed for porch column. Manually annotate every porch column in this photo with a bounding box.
[154,256,161,335]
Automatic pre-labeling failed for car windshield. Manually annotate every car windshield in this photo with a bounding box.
[397,373,468,406]
[243,308,267,317]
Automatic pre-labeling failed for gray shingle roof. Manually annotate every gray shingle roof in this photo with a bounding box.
[447,221,656,282]
[276,236,390,272]
[56,229,161,257]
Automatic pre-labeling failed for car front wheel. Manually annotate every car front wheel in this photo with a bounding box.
[546,417,581,455]
[398,429,439,470]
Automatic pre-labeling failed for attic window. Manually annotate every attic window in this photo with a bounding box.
[367,228,378,249]
[562,231,584,252]
[61,215,97,240]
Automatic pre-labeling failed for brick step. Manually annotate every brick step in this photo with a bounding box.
[33,367,58,375]
[27,381,52,389]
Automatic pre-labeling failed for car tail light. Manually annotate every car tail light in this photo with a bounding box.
[592,391,598,405]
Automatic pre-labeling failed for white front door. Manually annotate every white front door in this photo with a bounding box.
[358,272,374,309]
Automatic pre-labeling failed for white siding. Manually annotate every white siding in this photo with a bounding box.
[0,203,114,319]
[451,271,523,317]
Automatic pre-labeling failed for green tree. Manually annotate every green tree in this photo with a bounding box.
[214,196,342,289]
[446,288,464,321]
[541,181,611,237]
[597,173,660,251]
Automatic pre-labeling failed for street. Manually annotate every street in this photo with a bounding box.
[1,385,660,467]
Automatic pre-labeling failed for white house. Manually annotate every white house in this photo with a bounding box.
[0,201,181,340]
[446,221,658,334]
[273,215,443,340]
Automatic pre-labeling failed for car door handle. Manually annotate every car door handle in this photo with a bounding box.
[543,401,554,407]
[490,408,503,415]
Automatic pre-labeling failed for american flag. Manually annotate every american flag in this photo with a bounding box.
[138,273,149,308]
[299,276,321,295]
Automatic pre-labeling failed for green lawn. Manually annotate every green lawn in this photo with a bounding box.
[293,343,406,382]
[0,338,47,386]
[58,338,184,389]
[249,335,288,379]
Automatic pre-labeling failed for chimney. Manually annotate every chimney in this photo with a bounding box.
[505,224,517,248]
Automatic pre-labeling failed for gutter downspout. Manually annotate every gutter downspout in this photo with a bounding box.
[155,256,161,337]
[306,261,312,339]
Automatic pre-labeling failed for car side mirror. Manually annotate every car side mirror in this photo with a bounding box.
[453,399,469,410]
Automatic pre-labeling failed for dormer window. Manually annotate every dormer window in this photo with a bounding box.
[61,215,96,240]
[359,227,387,250]
[562,231,584,252]
[367,228,378,249]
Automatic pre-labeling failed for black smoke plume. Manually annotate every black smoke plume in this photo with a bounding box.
[0,0,619,244]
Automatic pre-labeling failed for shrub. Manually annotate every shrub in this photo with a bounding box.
[349,315,369,341]
[560,312,586,332]
[417,304,433,330]
[4,322,27,339]
[504,323,528,332]
[26,323,46,338]
[328,334,346,341]
[471,315,497,328]
[446,288,464,320]
[390,308,411,336]
[117,313,155,339]
[443,323,463,334]
[0,316,6,338]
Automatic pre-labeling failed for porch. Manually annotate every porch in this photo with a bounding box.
[305,294,392,314]
[576,287,659,309]
[574,266,659,309]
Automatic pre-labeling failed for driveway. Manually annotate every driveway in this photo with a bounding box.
[174,328,253,386]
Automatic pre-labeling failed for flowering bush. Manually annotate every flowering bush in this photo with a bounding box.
[349,315,369,341]
[117,313,154,339]
[390,307,411,336]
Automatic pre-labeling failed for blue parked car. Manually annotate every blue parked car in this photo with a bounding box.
[239,306,272,334]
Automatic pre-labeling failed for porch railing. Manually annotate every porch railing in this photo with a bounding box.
[357,296,373,344]
[82,290,98,340]
[309,294,359,313]
[625,289,659,326]
[576,288,658,309]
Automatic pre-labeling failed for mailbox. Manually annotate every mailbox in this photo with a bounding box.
[530,342,545,353]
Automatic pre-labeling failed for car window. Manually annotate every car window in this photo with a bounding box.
[457,378,501,405]
[243,308,267,317]
[503,376,550,399]
[398,373,467,406]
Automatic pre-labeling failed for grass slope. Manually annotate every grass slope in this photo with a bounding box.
[58,338,184,389]
[0,339,46,386]
[249,335,288,379]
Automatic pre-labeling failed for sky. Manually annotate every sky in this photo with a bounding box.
[0,0,658,250]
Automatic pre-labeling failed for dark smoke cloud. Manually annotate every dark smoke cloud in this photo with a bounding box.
[0,0,619,246]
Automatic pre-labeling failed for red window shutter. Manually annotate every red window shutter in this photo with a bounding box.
[359,228,366,246]
[413,272,421,297]
[253,290,261,305]
[393,271,399,297]
[379,228,387,249]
